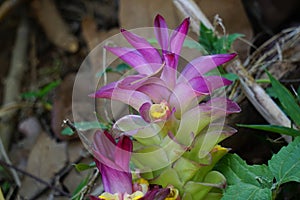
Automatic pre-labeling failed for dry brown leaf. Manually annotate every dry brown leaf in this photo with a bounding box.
[31,0,79,52]
[19,133,67,198]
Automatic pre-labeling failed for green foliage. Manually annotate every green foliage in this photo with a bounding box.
[21,80,60,100]
[73,162,96,172]
[71,174,90,200]
[222,183,272,200]
[267,72,300,127]
[199,23,243,55]
[221,73,239,81]
[269,136,300,185]
[239,72,300,137]
[237,124,300,137]
[61,121,110,136]
[216,137,300,199]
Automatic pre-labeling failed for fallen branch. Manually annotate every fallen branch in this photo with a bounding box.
[0,0,28,22]
[31,0,78,53]
[173,0,213,33]
[0,137,21,187]
[0,17,29,150]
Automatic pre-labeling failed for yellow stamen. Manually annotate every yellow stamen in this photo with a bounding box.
[149,101,170,120]
[124,191,144,200]
[98,192,120,200]
[135,178,149,194]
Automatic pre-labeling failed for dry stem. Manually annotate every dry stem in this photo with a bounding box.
[0,17,29,150]
[31,0,78,53]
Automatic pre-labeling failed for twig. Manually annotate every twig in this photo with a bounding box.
[0,0,29,22]
[29,153,87,200]
[72,169,100,200]
[31,0,78,52]
[0,137,21,187]
[0,16,29,150]
[172,0,213,34]
[0,159,70,197]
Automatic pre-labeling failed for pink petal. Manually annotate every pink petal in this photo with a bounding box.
[118,76,171,103]
[178,53,237,82]
[118,74,147,90]
[170,17,190,57]
[93,131,115,161]
[199,97,241,115]
[114,136,132,172]
[189,76,232,94]
[95,160,132,194]
[137,83,171,103]
[121,29,162,63]
[89,82,117,98]
[93,132,132,194]
[139,102,151,122]
[160,53,177,89]
[105,46,154,75]
[92,85,152,111]
[154,14,169,52]
[168,82,199,115]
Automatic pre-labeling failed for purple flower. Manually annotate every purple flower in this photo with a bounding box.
[91,15,239,138]
[92,131,133,196]
[91,15,240,173]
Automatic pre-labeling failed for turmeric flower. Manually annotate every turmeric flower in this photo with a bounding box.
[92,131,136,199]
[91,15,239,153]
[90,14,240,199]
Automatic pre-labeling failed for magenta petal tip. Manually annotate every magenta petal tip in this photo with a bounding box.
[212,53,237,66]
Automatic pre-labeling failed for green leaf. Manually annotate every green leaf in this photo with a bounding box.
[267,71,300,126]
[61,121,109,136]
[21,80,60,100]
[269,136,300,185]
[73,162,96,172]
[150,168,183,191]
[199,23,217,54]
[71,174,90,200]
[183,171,226,200]
[221,73,239,81]
[215,154,273,188]
[237,124,300,137]
[36,80,60,98]
[115,63,132,72]
[199,23,243,54]
[173,157,200,183]
[226,33,244,46]
[222,182,272,200]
